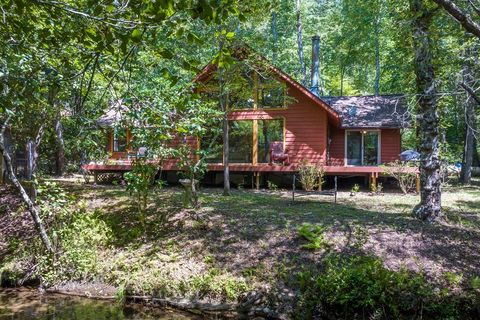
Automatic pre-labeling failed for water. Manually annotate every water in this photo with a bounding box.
[0,288,200,320]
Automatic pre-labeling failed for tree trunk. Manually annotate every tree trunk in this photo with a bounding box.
[374,17,381,96]
[295,0,307,85]
[0,117,53,253]
[271,12,278,64]
[222,112,230,195]
[54,117,66,176]
[410,0,442,222]
[460,40,478,184]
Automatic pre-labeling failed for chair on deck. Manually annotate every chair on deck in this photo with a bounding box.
[269,141,289,165]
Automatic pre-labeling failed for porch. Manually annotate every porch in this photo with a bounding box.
[82,162,420,192]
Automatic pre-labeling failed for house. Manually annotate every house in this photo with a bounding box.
[84,36,417,189]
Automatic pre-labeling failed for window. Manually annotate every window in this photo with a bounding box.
[229,121,253,163]
[345,131,380,166]
[201,131,223,163]
[113,128,127,152]
[257,74,285,108]
[258,119,284,163]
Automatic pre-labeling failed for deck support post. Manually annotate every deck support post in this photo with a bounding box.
[94,171,98,184]
[416,173,420,193]
[371,173,377,190]
[255,172,260,190]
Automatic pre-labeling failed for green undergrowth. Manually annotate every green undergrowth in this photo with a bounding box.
[295,254,480,319]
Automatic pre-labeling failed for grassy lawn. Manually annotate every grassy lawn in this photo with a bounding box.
[64,179,480,291]
[2,178,480,316]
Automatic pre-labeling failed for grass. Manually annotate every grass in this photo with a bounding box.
[2,177,480,313]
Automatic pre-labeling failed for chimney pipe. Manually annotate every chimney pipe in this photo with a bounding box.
[310,35,321,96]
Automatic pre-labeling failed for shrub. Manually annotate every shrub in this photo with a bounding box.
[36,205,112,285]
[298,159,325,191]
[382,160,417,194]
[124,158,159,213]
[295,254,479,319]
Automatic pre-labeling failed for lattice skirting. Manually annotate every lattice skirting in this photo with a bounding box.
[94,172,124,184]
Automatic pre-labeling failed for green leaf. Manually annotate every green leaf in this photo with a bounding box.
[131,29,142,43]
[226,32,235,39]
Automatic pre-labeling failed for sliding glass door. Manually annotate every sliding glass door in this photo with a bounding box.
[345,131,380,166]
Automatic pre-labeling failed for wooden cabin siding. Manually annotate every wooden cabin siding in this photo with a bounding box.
[228,84,328,165]
[328,126,345,166]
[381,129,401,163]
[327,128,401,166]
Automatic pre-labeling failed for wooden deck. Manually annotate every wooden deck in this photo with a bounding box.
[83,162,418,175]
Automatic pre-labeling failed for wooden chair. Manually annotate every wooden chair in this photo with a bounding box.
[269,141,290,165]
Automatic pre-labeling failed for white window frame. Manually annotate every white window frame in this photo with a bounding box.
[344,130,381,166]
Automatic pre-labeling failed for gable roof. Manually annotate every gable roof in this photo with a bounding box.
[195,45,411,129]
[194,47,341,126]
[322,95,411,129]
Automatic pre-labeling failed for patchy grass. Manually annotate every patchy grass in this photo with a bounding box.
[2,178,480,316]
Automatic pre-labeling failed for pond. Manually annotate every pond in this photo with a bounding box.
[0,288,200,320]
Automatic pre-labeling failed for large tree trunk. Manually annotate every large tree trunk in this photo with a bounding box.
[54,117,66,176]
[460,40,478,184]
[295,0,307,85]
[410,0,442,222]
[0,117,53,253]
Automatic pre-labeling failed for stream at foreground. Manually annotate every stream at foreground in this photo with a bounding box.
[0,288,201,320]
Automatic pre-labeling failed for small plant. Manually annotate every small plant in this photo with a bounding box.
[298,159,325,191]
[370,182,383,195]
[350,183,360,196]
[297,223,331,250]
[382,160,417,194]
[268,180,278,191]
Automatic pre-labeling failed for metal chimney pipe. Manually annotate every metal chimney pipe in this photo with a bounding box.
[310,35,320,96]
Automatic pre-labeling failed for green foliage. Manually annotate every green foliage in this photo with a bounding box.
[297,223,331,250]
[296,254,480,319]
[382,160,417,194]
[124,158,159,214]
[189,268,249,301]
[36,206,112,285]
[351,183,360,194]
[298,159,325,191]
[267,180,279,191]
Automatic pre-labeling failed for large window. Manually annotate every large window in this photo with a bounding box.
[257,74,285,109]
[345,131,380,166]
[229,121,253,163]
[113,128,127,152]
[258,119,284,163]
[201,131,223,163]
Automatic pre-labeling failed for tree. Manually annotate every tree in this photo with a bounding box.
[410,0,442,222]
[295,0,307,86]
[460,38,479,184]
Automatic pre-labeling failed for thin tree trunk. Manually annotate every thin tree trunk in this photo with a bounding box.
[54,117,65,176]
[0,117,53,253]
[295,0,307,85]
[410,0,442,222]
[271,12,278,64]
[460,39,478,184]
[374,17,381,96]
[222,111,230,195]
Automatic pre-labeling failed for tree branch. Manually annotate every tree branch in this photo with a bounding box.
[432,0,480,38]
[467,0,480,16]
[460,82,480,104]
